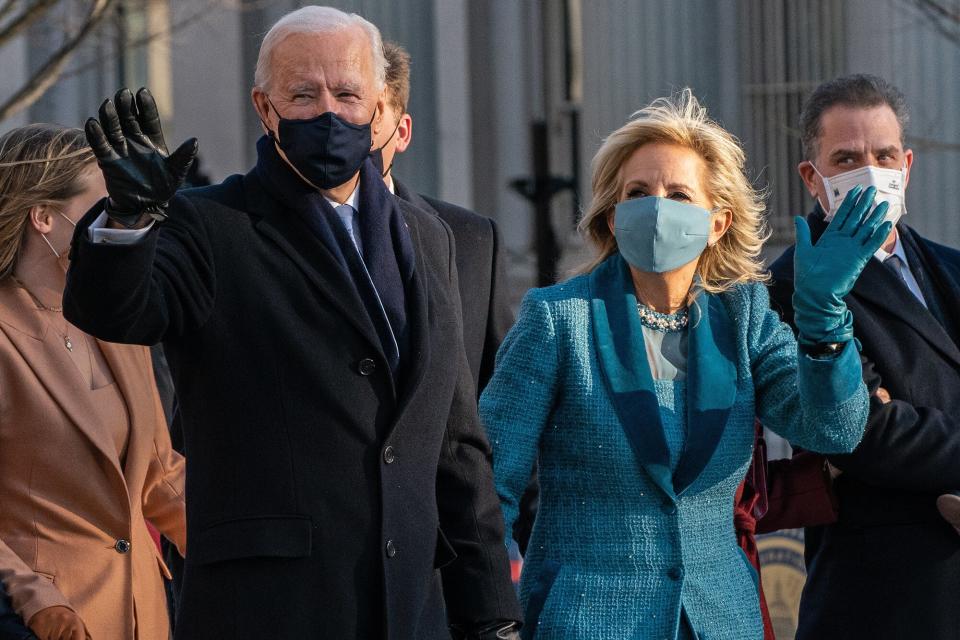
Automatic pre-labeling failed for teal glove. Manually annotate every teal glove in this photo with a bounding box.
[793,184,893,346]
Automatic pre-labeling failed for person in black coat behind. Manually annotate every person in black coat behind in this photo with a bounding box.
[0,595,34,640]
[769,74,960,640]
[62,7,520,640]
[374,41,539,555]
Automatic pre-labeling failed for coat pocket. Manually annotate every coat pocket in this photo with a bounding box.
[190,515,312,566]
[520,560,562,640]
[34,570,56,584]
[433,527,458,569]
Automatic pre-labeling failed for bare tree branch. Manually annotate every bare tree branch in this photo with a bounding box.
[0,0,22,24]
[54,0,273,83]
[57,0,233,82]
[0,0,60,49]
[0,0,118,121]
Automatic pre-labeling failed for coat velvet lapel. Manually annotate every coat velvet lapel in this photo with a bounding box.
[588,254,675,498]
[588,254,738,499]
[673,292,738,496]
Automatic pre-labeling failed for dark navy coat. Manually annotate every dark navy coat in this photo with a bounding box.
[63,164,519,640]
[770,211,960,640]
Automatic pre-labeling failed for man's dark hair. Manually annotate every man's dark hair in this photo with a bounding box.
[799,74,909,160]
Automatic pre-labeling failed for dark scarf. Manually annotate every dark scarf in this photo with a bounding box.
[254,135,415,376]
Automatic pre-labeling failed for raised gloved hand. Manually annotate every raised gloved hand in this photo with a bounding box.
[449,620,521,640]
[793,184,892,346]
[84,87,198,228]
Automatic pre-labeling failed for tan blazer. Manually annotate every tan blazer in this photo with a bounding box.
[0,281,186,640]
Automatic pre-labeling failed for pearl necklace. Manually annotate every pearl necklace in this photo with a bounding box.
[636,301,689,332]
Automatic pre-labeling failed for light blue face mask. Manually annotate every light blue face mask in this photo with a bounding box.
[613,196,712,273]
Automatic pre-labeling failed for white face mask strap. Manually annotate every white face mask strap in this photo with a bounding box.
[40,232,61,259]
[809,162,832,214]
[56,210,76,228]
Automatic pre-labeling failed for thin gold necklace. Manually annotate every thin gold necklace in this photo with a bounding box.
[10,276,74,351]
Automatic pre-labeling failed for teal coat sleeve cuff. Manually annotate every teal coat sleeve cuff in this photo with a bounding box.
[798,339,862,407]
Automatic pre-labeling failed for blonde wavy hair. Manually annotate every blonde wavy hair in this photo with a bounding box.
[577,89,770,294]
[0,124,95,280]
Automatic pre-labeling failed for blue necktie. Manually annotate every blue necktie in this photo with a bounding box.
[334,204,364,256]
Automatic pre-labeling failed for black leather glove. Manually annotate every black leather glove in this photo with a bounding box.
[84,87,198,228]
[450,620,520,640]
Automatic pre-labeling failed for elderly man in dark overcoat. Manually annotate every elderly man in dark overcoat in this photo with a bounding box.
[62,6,520,640]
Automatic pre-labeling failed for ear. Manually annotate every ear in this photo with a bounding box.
[28,204,53,234]
[797,160,821,199]
[395,113,413,154]
[903,148,914,188]
[606,209,616,238]
[251,87,273,136]
[371,90,387,138]
[708,208,733,246]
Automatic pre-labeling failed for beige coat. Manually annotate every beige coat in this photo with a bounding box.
[0,281,186,640]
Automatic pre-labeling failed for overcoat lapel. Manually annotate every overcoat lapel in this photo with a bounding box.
[245,171,392,380]
[673,292,738,496]
[391,201,430,423]
[852,250,960,370]
[588,254,675,499]
[0,285,125,484]
[393,179,438,217]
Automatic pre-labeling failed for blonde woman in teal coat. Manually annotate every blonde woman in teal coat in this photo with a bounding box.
[480,90,891,640]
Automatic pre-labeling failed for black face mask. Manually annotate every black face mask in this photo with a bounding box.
[266,99,374,189]
[369,112,404,178]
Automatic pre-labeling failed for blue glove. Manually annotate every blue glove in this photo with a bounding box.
[793,184,892,346]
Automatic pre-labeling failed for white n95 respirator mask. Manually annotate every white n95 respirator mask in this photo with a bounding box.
[813,164,907,226]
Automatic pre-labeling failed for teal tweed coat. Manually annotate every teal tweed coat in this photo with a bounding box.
[480,254,868,640]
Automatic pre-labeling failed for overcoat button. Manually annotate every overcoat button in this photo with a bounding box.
[385,540,397,558]
[383,446,395,464]
[661,501,677,515]
[115,539,131,554]
[357,358,377,376]
[667,566,683,581]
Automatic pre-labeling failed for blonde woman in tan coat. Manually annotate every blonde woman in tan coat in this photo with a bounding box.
[0,124,186,640]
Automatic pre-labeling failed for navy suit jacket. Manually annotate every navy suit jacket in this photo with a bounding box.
[769,211,960,639]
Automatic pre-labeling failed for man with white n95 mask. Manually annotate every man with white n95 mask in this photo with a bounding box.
[769,73,960,640]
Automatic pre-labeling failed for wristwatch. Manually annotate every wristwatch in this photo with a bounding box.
[804,341,845,358]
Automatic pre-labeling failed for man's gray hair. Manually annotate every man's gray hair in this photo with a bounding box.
[254,6,387,92]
